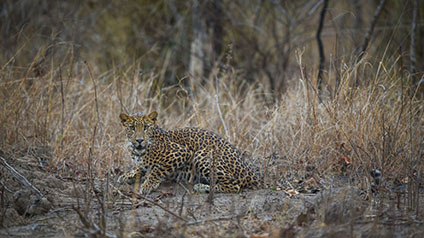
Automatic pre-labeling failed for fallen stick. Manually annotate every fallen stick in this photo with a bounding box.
[186,214,242,226]
[0,156,44,198]
[112,185,188,222]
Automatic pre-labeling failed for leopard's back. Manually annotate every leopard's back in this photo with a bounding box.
[164,127,260,190]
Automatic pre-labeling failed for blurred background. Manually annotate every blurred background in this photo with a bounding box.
[1,0,422,97]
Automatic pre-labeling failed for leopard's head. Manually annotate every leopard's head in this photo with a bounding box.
[119,111,158,152]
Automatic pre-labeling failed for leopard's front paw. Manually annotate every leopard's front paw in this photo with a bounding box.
[193,183,210,193]
[117,173,137,185]
[117,174,131,185]
[118,169,146,185]
[140,183,153,195]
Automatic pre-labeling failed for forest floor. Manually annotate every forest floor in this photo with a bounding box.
[1,149,423,238]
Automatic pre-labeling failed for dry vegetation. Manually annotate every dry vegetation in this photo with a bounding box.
[1,0,423,237]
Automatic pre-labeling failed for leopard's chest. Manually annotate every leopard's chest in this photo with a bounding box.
[130,145,146,165]
[129,140,195,182]
[129,139,162,167]
[128,140,154,166]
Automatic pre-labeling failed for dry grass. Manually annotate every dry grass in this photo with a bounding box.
[1,41,423,236]
[1,41,423,185]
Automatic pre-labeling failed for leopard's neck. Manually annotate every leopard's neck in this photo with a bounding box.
[130,143,146,165]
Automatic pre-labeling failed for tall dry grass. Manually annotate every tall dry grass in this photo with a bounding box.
[0,43,422,211]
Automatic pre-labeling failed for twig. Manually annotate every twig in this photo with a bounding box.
[355,0,386,61]
[0,180,13,193]
[72,205,117,238]
[316,0,329,94]
[138,194,188,222]
[186,214,242,226]
[84,61,115,155]
[72,204,91,228]
[187,76,202,125]
[72,123,110,237]
[112,185,188,222]
[306,0,324,19]
[410,0,417,82]
[59,66,65,149]
[215,76,229,139]
[179,191,187,217]
[0,156,44,198]
[84,61,114,231]
[207,146,217,204]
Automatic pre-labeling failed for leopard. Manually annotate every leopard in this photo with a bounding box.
[118,111,259,195]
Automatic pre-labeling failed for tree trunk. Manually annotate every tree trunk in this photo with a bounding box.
[189,0,223,84]
[316,0,329,95]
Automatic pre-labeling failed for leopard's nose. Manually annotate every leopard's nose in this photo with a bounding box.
[136,138,144,144]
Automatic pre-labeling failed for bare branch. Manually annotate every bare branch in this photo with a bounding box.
[85,61,116,235]
[59,66,65,149]
[355,0,386,60]
[136,193,188,222]
[186,214,242,226]
[113,186,188,222]
[306,0,324,19]
[215,76,228,139]
[0,156,44,198]
[410,0,417,82]
[207,145,217,204]
[72,204,117,238]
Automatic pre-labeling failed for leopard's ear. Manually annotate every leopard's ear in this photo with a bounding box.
[146,111,158,123]
[119,113,130,124]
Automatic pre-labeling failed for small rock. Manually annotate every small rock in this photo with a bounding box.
[13,189,51,216]
[13,189,32,215]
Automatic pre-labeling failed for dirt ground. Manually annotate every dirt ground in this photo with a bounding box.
[1,151,423,238]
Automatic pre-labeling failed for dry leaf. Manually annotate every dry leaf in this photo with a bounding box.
[251,233,270,238]
[285,189,299,195]
[340,155,351,164]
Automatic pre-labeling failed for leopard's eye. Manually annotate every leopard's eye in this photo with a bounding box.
[129,125,136,131]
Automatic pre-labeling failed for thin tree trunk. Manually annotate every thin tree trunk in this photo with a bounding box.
[189,0,206,81]
[353,0,363,49]
[189,0,223,83]
[355,0,386,61]
[316,0,329,94]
